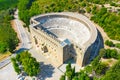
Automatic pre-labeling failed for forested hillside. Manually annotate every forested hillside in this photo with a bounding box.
[0,0,19,53]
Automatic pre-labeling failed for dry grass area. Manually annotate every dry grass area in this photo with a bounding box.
[11,20,16,32]
[0,51,11,61]
[11,20,21,50]
[101,58,118,67]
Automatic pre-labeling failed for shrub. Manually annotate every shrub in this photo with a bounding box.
[95,62,108,75]
[104,49,118,59]
[115,43,120,49]
[105,40,115,47]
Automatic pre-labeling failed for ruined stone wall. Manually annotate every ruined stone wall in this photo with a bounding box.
[30,26,64,67]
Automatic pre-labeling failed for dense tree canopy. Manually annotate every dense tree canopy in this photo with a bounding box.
[98,48,119,59]
[11,57,21,74]
[83,48,120,80]
[11,51,40,76]
[18,0,34,26]
[0,1,19,53]
[0,0,18,10]
[91,7,120,41]
[103,49,118,59]
[101,60,120,80]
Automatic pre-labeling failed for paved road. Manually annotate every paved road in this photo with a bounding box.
[14,10,31,49]
[0,63,18,80]
[0,10,32,69]
[14,19,31,49]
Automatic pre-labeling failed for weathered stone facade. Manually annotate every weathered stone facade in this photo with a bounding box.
[29,12,103,67]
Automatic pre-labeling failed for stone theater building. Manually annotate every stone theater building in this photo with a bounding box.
[29,12,103,67]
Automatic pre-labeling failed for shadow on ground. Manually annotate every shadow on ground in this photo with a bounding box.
[37,62,55,80]
[14,48,29,53]
[64,57,75,64]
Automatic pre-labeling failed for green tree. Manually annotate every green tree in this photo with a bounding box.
[86,7,91,13]
[11,57,21,74]
[0,0,18,10]
[0,42,7,53]
[105,40,115,47]
[66,63,72,72]
[72,67,75,77]
[14,64,21,74]
[115,43,120,49]
[0,10,19,53]
[99,48,106,58]
[78,70,90,80]
[11,51,40,76]
[80,2,86,7]
[95,62,108,75]
[101,60,120,80]
[66,71,72,80]
[91,56,100,69]
[60,75,66,80]
[60,63,90,80]
[11,57,16,63]
[72,76,78,80]
[66,63,72,80]
[104,49,118,59]
[110,2,116,6]
[19,51,40,76]
[91,6,120,41]
[84,65,92,74]
[16,54,20,62]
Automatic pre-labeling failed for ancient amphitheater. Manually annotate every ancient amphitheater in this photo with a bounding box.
[30,12,103,67]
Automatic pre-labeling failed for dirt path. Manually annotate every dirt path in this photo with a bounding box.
[11,20,21,50]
